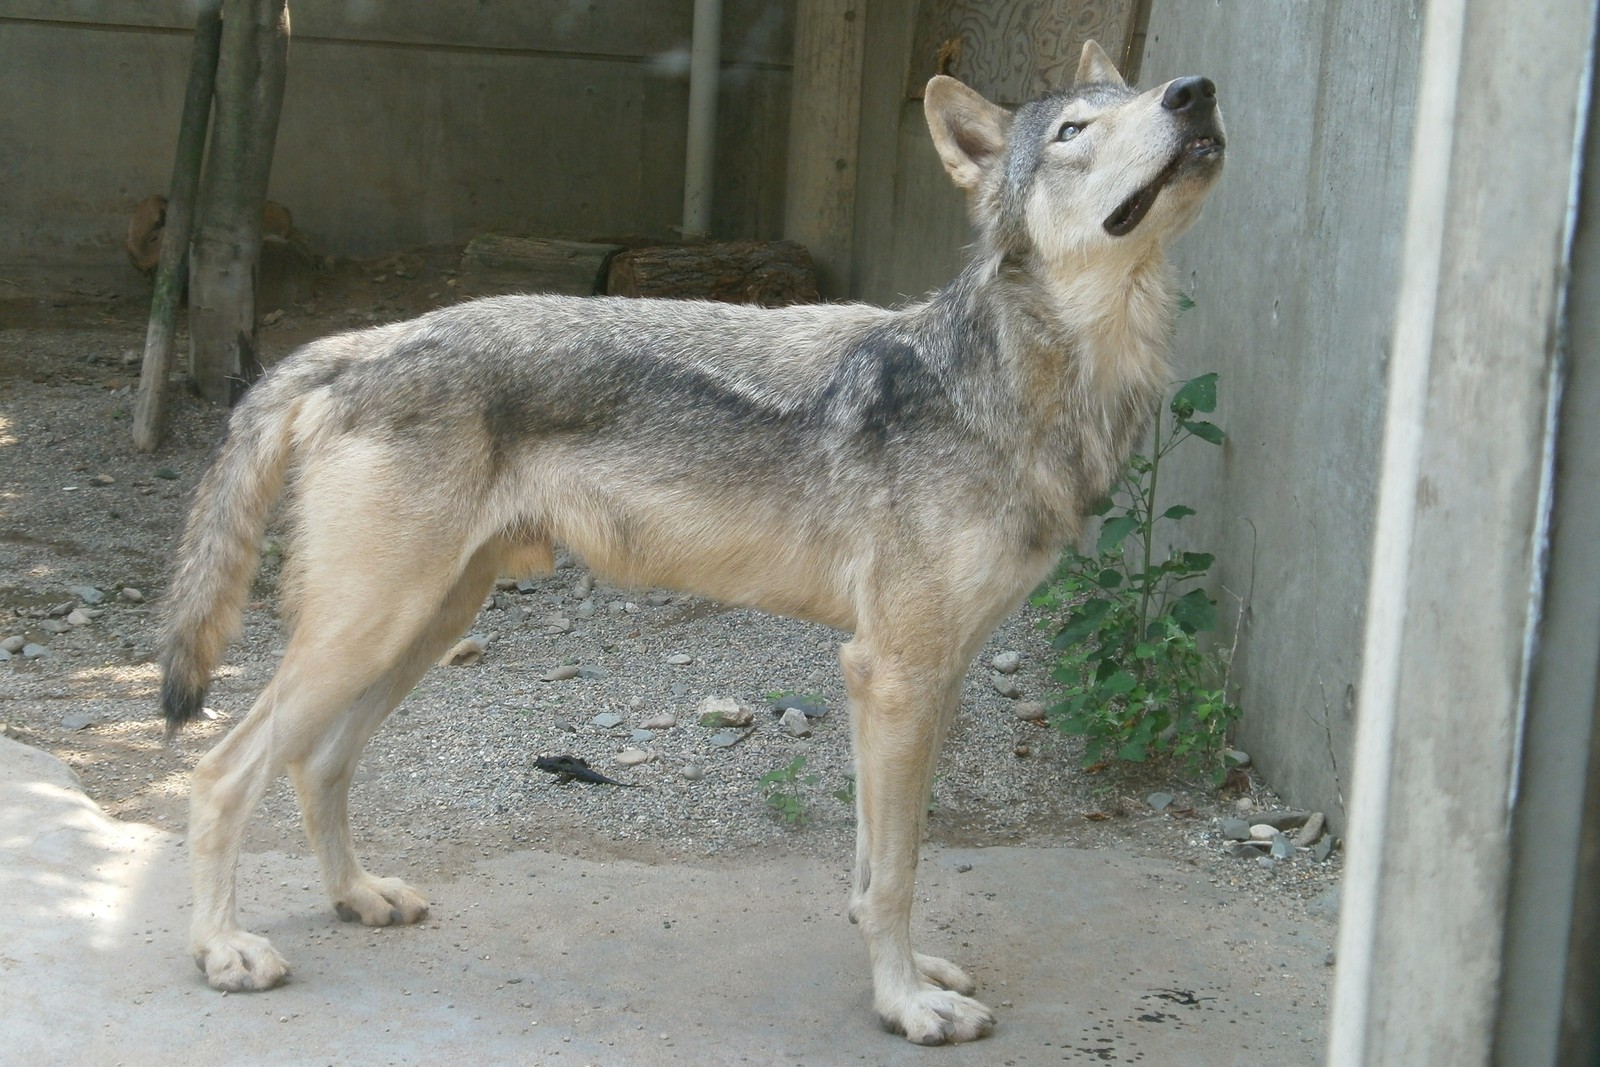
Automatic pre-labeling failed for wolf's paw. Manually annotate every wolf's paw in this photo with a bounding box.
[915,952,977,995]
[194,930,291,992]
[879,988,995,1045]
[333,875,429,926]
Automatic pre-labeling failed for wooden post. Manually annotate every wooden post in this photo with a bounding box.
[188,0,289,407]
[132,0,223,452]
[784,0,866,299]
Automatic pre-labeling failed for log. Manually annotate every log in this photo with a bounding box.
[188,0,289,407]
[606,240,819,306]
[132,0,222,452]
[459,235,623,297]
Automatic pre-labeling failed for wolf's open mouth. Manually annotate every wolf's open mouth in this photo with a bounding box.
[1103,136,1224,237]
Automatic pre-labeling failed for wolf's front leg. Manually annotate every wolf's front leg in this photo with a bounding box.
[841,638,994,1045]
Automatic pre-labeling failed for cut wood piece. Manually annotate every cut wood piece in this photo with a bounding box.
[606,240,819,306]
[460,235,622,297]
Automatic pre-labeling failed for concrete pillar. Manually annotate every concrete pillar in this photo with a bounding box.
[1328,1,1599,1064]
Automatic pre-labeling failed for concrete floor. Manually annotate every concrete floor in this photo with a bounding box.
[0,736,1332,1066]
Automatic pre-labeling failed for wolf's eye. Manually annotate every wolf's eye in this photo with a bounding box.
[1056,122,1085,141]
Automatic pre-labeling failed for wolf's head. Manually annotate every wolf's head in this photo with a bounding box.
[925,41,1225,264]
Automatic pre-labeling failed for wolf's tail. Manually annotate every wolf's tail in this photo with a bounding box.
[160,379,301,738]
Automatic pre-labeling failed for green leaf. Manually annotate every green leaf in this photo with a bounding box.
[1116,739,1150,762]
[1100,670,1138,695]
[1178,551,1215,573]
[1053,598,1113,647]
[1090,495,1115,517]
[1172,373,1218,414]
[1161,505,1196,521]
[1095,568,1124,590]
[1169,588,1217,634]
[1176,292,1197,311]
[1179,419,1226,445]
[1097,515,1140,554]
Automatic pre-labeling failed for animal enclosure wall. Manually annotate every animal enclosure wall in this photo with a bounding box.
[1139,4,1423,825]
[0,1,793,267]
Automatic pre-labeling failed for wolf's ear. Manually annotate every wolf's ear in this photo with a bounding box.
[924,76,1011,191]
[1075,40,1126,87]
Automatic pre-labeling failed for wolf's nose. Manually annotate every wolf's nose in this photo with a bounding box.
[1161,76,1216,114]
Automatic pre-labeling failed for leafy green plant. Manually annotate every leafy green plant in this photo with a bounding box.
[1034,372,1240,781]
[759,755,821,825]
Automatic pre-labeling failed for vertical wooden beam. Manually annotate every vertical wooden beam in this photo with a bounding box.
[133,0,223,451]
[784,0,866,299]
[189,0,289,406]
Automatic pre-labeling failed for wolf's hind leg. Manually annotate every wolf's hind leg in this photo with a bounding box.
[283,537,508,927]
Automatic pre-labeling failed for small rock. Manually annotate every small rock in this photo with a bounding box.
[778,707,812,737]
[991,651,1022,674]
[69,586,105,605]
[1222,748,1252,768]
[552,718,577,734]
[577,665,607,681]
[262,308,285,326]
[1014,701,1047,722]
[61,713,95,730]
[1013,742,1031,758]
[494,577,518,591]
[515,579,539,593]
[770,692,828,718]
[21,644,49,659]
[544,616,573,635]
[646,592,672,607]
[1,636,25,654]
[623,602,640,615]
[66,609,94,627]
[1233,796,1255,814]
[154,467,179,481]
[680,763,703,781]
[991,673,1022,699]
[1147,792,1175,812]
[640,712,677,730]
[540,664,581,682]
[39,619,71,634]
[1256,856,1276,870]
[1227,841,1268,858]
[1255,809,1312,831]
[119,587,144,603]
[615,748,654,767]
[1269,833,1296,860]
[0,649,9,662]
[708,729,745,748]
[48,602,73,618]
[667,653,694,666]
[630,729,657,743]
[90,473,115,486]
[591,712,624,729]
[440,637,485,666]
[1293,812,1326,848]
[1249,824,1278,842]
[1220,818,1252,841]
[573,573,595,598]
[1311,836,1337,863]
[697,696,751,727]
[574,599,597,619]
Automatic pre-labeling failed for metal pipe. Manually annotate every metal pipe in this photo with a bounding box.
[682,0,722,240]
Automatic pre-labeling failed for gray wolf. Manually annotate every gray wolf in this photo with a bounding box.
[160,40,1224,1045]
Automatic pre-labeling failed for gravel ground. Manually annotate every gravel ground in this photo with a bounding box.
[0,258,1342,917]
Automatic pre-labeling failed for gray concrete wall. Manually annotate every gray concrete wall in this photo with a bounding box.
[1138,3,1423,825]
[0,1,793,265]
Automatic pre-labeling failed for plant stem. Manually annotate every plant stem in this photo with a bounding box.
[1138,412,1162,636]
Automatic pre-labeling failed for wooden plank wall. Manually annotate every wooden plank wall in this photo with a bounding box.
[848,0,1143,304]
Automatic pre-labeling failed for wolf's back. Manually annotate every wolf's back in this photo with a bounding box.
[160,376,302,737]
